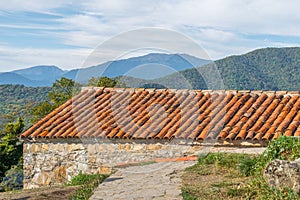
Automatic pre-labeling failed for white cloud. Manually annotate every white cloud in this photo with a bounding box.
[2,0,300,70]
[0,45,92,71]
[81,28,212,68]
[0,0,69,13]
[53,0,300,56]
[0,24,66,31]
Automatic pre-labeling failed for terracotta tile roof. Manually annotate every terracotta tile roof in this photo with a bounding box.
[21,88,300,143]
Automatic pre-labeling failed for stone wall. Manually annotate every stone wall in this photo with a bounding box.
[23,139,202,189]
[264,159,300,194]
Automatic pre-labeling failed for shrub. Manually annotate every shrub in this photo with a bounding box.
[262,136,300,162]
[68,173,105,186]
[246,136,300,198]
[68,172,108,200]
[0,165,23,192]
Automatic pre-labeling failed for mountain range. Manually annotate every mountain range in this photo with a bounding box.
[1,47,300,91]
[0,53,210,87]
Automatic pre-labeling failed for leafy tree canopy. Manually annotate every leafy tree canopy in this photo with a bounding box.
[87,76,117,87]
[48,77,80,107]
[0,118,24,179]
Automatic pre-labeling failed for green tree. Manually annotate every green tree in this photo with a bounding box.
[30,77,80,123]
[0,118,24,179]
[114,76,127,88]
[48,77,80,107]
[87,76,117,87]
[87,77,99,87]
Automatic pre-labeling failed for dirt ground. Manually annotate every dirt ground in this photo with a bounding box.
[0,185,80,200]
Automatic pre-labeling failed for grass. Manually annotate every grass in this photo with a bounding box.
[182,153,253,200]
[67,173,109,200]
[182,136,300,200]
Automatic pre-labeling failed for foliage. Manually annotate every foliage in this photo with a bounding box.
[87,76,117,87]
[0,165,23,192]
[0,118,24,179]
[262,136,300,163]
[68,173,105,186]
[236,136,300,178]
[0,85,50,130]
[68,172,108,200]
[245,137,300,198]
[48,77,80,107]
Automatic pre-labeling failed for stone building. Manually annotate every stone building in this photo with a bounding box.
[20,87,300,188]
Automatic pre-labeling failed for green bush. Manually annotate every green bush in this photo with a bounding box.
[246,136,300,199]
[0,165,23,192]
[262,136,300,162]
[243,136,300,176]
[0,118,24,180]
[68,173,105,186]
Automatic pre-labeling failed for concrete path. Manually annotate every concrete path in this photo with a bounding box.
[90,161,195,200]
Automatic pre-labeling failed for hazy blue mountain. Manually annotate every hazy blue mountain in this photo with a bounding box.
[0,72,53,87]
[6,47,300,90]
[1,53,209,86]
[0,72,35,86]
[64,53,210,83]
[12,65,66,81]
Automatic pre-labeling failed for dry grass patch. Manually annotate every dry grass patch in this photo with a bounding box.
[182,153,253,200]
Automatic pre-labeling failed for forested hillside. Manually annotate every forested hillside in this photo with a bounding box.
[216,47,300,90]
[0,85,50,130]
[156,47,300,90]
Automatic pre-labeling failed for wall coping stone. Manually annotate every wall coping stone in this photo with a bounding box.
[21,137,268,147]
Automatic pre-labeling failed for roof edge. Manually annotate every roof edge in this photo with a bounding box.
[81,87,300,96]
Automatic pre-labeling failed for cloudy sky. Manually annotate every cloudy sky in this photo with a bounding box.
[1,0,300,71]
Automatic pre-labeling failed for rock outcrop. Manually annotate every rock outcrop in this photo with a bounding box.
[264,158,300,194]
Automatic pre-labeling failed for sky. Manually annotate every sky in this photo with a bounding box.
[1,0,300,72]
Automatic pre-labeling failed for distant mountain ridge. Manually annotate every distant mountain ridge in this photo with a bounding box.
[0,53,209,87]
[0,72,36,86]
[13,65,66,81]
[2,47,300,90]
[63,53,210,83]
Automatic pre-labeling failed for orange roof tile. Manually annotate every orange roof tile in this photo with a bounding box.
[21,88,300,143]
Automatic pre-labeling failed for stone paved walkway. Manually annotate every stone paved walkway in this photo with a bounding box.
[89,161,195,200]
